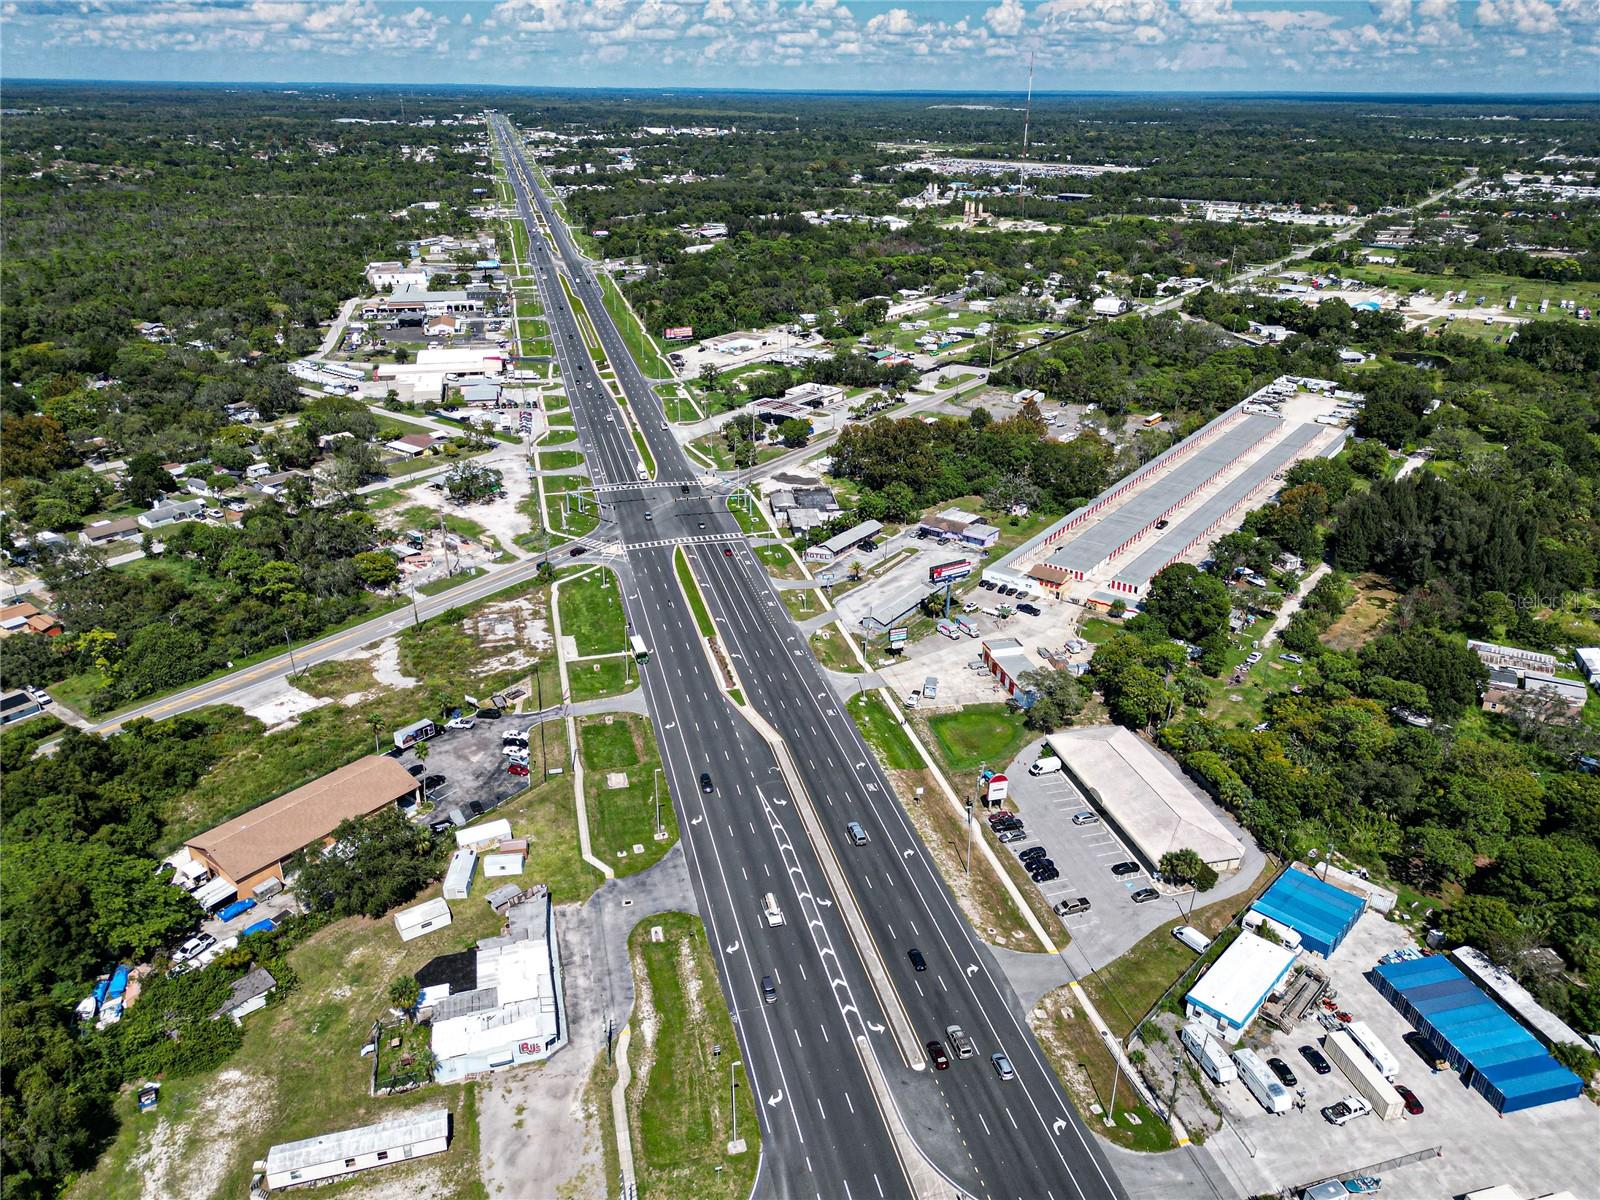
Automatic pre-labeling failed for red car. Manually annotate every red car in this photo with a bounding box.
[926,1040,950,1070]
[986,810,1015,826]
[507,763,531,777]
[1394,1084,1424,1116]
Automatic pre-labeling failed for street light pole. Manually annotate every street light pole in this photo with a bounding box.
[284,626,299,678]
[730,1059,742,1144]
[653,768,663,840]
[964,799,974,875]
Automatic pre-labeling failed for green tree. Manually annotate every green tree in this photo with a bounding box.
[293,808,443,919]
[1142,563,1232,644]
[777,418,811,448]
[1017,668,1085,731]
[353,550,401,589]
[388,974,421,1012]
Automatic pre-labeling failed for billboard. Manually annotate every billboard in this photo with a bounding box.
[888,627,908,649]
[986,773,1009,804]
[929,559,975,584]
[664,326,694,341]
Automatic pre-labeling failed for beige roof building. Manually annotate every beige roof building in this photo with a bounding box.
[185,755,420,897]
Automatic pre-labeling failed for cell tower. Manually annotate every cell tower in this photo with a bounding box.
[1019,50,1035,212]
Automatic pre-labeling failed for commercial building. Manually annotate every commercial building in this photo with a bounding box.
[980,637,1037,700]
[361,288,484,320]
[917,507,1001,550]
[1185,932,1299,1044]
[803,519,882,563]
[431,887,566,1082]
[263,1108,451,1190]
[1371,954,1584,1113]
[184,755,421,898]
[1249,867,1365,959]
[1045,725,1244,871]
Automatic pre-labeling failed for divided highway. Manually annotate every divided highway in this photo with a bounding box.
[491,113,1129,1200]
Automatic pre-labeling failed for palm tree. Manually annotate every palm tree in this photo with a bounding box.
[366,712,384,755]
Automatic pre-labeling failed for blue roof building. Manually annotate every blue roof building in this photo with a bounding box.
[1372,955,1583,1114]
[1251,867,1365,958]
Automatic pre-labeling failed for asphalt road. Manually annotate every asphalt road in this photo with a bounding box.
[492,112,1129,1200]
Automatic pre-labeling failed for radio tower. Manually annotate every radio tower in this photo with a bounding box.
[1019,51,1035,216]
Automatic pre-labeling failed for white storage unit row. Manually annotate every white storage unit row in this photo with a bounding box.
[394,897,454,943]
[443,849,478,900]
[1322,1029,1403,1121]
[1231,1046,1292,1114]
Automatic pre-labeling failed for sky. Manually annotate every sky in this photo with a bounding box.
[1,0,1597,95]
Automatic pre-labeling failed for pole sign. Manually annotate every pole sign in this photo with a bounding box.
[664,326,694,341]
[888,627,908,649]
[929,559,975,584]
[986,773,1010,804]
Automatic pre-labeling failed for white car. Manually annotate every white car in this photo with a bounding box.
[446,717,476,730]
[1245,651,1262,665]
[1279,652,1304,665]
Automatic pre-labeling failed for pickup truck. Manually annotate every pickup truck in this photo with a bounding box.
[945,1023,976,1059]
[1321,1094,1372,1126]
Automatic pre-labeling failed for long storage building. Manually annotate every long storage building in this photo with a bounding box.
[1371,954,1584,1114]
[1249,867,1365,959]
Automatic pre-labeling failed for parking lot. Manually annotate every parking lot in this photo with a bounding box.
[391,709,559,827]
[993,738,1267,971]
[1181,911,1600,1199]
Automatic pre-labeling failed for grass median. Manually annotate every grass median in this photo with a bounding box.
[674,548,715,639]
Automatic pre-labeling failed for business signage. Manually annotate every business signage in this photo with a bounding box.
[929,559,975,584]
[888,627,909,648]
[986,773,1010,804]
[664,326,694,341]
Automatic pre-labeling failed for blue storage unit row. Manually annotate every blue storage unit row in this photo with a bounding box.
[1372,955,1584,1113]
[1251,867,1365,958]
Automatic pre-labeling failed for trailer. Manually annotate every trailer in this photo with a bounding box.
[1181,1022,1236,1084]
[393,897,454,943]
[1344,1019,1400,1081]
[1232,1046,1292,1114]
[443,848,478,900]
[192,875,238,912]
[1322,1029,1403,1120]
[393,718,439,751]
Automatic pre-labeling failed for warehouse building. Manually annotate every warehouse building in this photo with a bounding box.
[1371,954,1583,1114]
[981,637,1037,701]
[1185,932,1300,1044]
[184,756,421,898]
[1045,725,1244,871]
[431,886,566,1082]
[1449,946,1591,1054]
[1249,867,1365,959]
[264,1108,451,1190]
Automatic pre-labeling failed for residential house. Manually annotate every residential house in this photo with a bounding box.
[386,433,441,459]
[0,602,63,637]
[139,498,206,529]
[424,314,459,338]
[79,517,142,548]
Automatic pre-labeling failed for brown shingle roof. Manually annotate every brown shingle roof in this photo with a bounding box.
[1029,563,1072,584]
[185,755,419,883]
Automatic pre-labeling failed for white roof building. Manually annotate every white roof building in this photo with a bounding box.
[394,897,453,943]
[1185,932,1299,1044]
[264,1108,450,1190]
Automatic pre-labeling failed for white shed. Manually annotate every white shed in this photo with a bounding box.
[264,1108,451,1190]
[394,897,454,942]
[443,849,478,901]
[483,852,524,877]
[455,818,512,849]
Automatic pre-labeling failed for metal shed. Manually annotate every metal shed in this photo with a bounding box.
[1250,867,1365,958]
[1371,955,1583,1113]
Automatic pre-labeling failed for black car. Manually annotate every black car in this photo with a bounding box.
[475,708,503,720]
[1299,1044,1332,1075]
[1031,869,1060,883]
[992,817,1024,833]
[1111,860,1141,876]
[568,545,586,557]
[1017,603,1041,616]
[407,763,426,777]
[1019,846,1049,861]
[422,774,447,791]
[700,772,714,794]
[1268,1057,1298,1088]
[908,948,927,971]
[979,580,996,590]
[927,1040,950,1070]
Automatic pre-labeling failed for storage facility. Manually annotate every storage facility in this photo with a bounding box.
[1371,954,1584,1114]
[1449,945,1592,1053]
[1185,932,1299,1043]
[1321,1028,1402,1120]
[184,756,421,898]
[263,1108,450,1190]
[443,849,478,901]
[1046,725,1244,871]
[394,897,453,943]
[1249,867,1365,958]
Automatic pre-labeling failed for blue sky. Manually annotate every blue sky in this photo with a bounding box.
[2,1,1596,94]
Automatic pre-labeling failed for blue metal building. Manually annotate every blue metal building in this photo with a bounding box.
[1371,955,1584,1113]
[1251,867,1365,958]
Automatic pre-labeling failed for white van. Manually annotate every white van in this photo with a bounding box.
[1028,755,1063,777]
[1173,925,1211,953]
[762,892,785,927]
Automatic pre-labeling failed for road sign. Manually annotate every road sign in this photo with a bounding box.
[819,571,836,585]
[986,773,1010,804]
[888,627,908,648]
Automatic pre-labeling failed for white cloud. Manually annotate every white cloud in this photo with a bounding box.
[985,0,1026,36]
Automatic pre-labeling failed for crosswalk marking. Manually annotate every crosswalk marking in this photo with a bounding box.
[626,531,744,550]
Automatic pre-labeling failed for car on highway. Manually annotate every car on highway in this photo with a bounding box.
[723,547,734,557]
[644,510,652,520]
[446,717,476,730]
[762,975,777,1004]
[946,1024,976,1059]
[927,1040,951,1070]
[846,821,869,846]
[991,1053,1015,1081]
[700,772,714,793]
[1071,811,1101,826]
[1394,1084,1424,1115]
[1055,897,1092,915]
[908,948,927,971]
[1299,1044,1332,1075]
[1111,860,1141,876]
[1130,887,1160,903]
[568,546,586,556]
[507,763,530,777]
[1267,1057,1297,1088]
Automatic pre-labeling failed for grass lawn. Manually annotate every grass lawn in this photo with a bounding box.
[580,713,678,876]
[632,428,656,477]
[926,704,1031,771]
[539,448,585,471]
[567,655,637,703]
[625,913,760,1200]
[754,543,805,580]
[559,567,626,655]
[780,588,825,620]
[809,625,864,673]
[1079,617,1124,644]
[398,505,489,543]
[847,691,920,769]
[690,435,733,470]
[542,427,579,445]
[417,566,489,595]
[598,274,672,377]
[674,548,716,639]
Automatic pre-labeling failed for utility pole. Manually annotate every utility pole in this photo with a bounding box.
[284,626,299,678]
[534,658,547,775]
[964,799,974,875]
[653,768,663,840]
[410,585,422,629]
